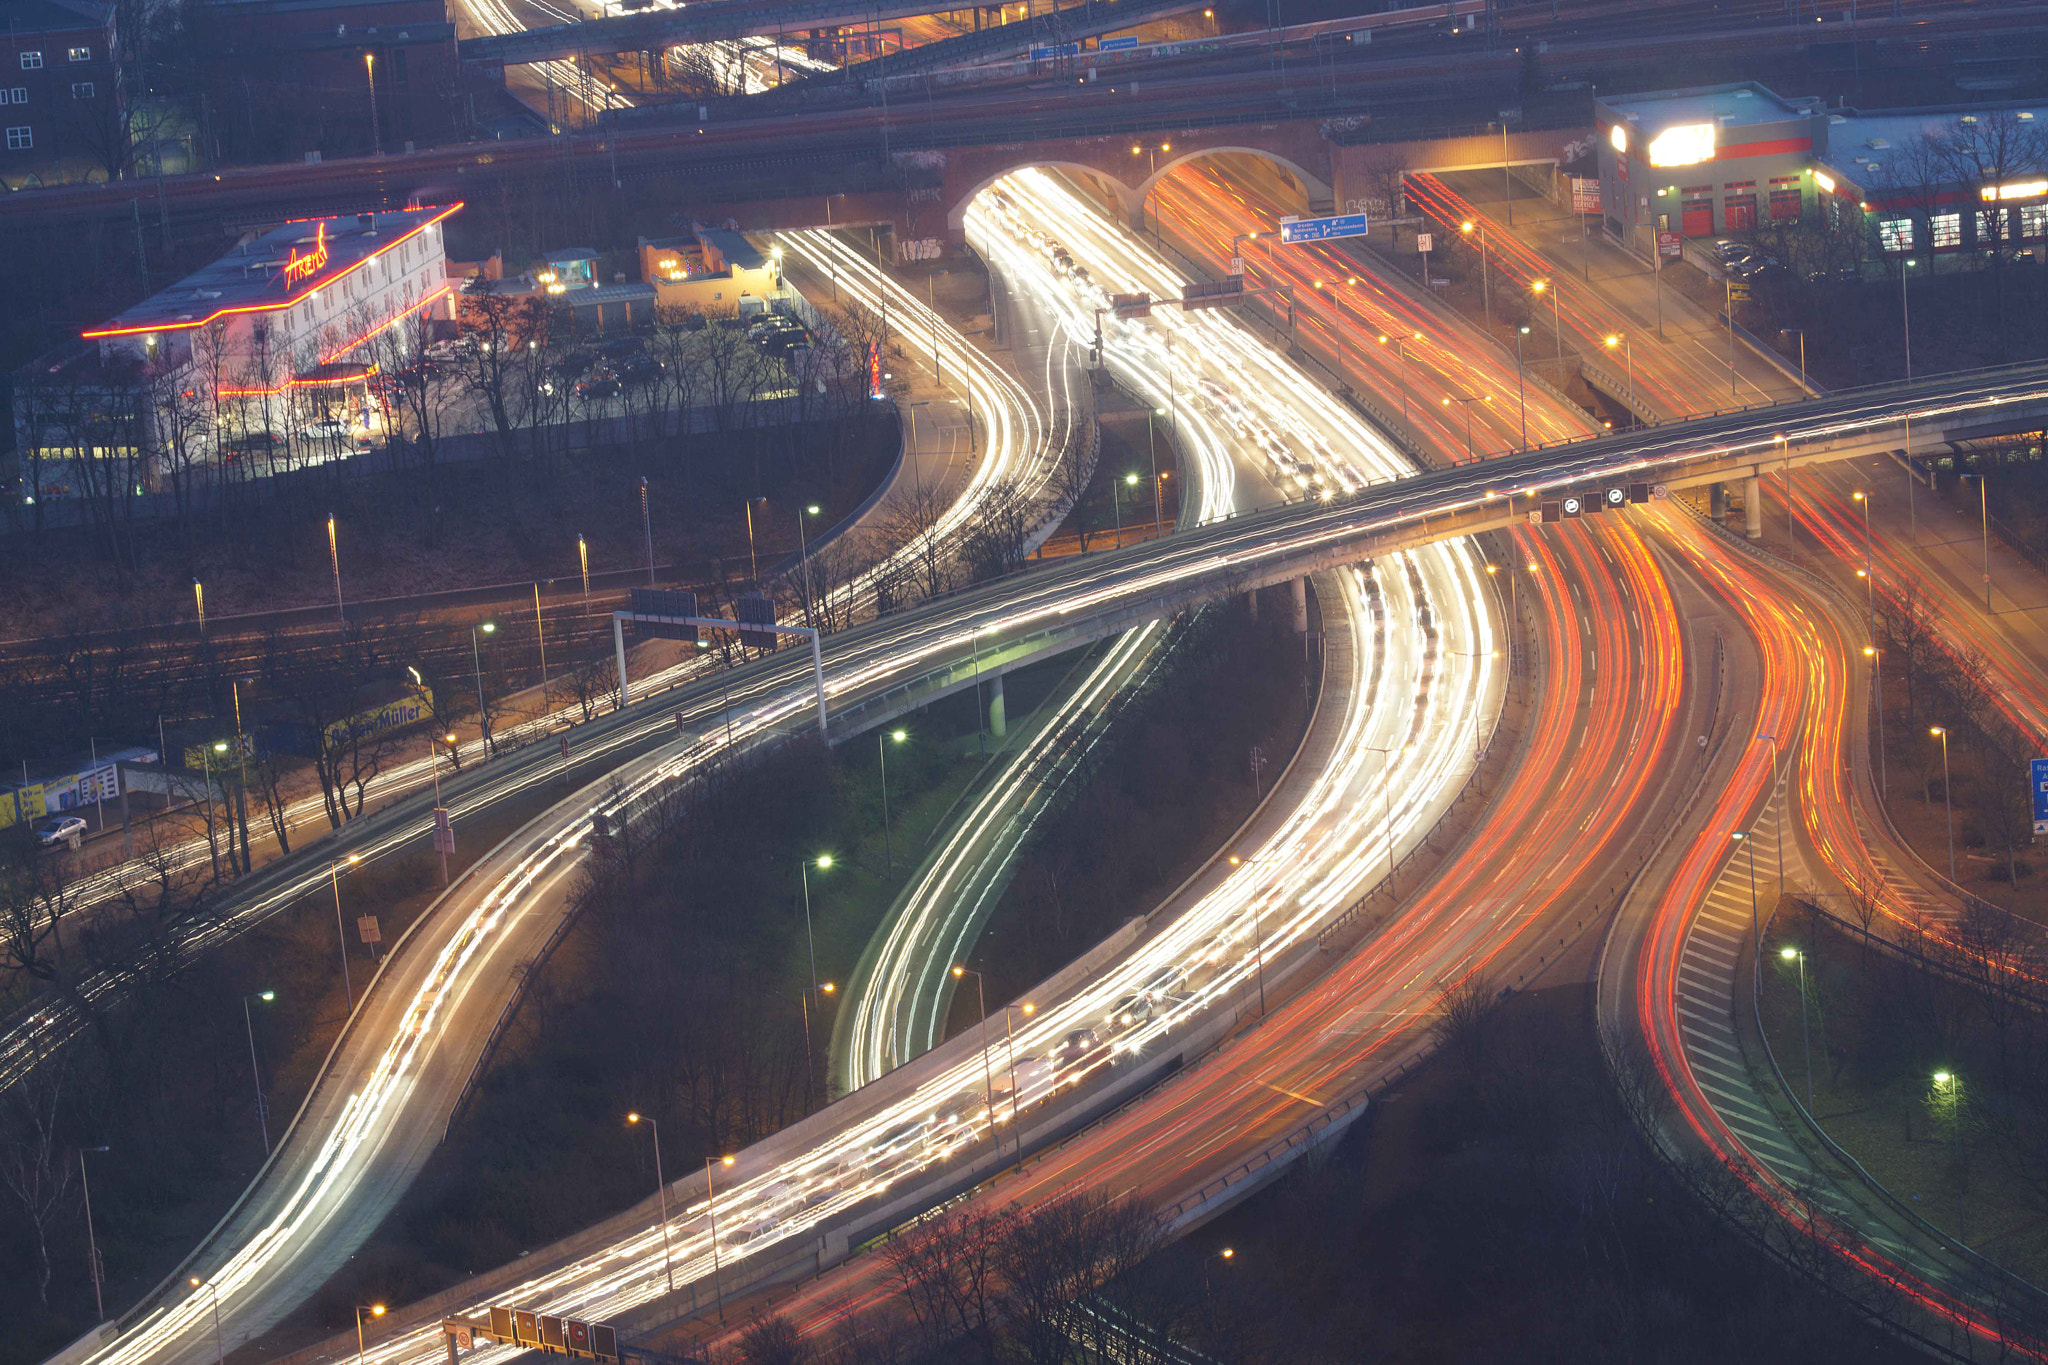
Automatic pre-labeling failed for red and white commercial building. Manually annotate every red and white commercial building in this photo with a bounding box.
[14,202,458,490]
[1595,82,2048,261]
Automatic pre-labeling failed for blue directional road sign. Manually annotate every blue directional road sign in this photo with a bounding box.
[2031,757,2048,834]
[1279,212,1371,245]
[1098,35,1139,50]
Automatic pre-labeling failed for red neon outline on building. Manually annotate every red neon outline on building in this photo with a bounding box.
[81,204,464,340]
[215,282,454,396]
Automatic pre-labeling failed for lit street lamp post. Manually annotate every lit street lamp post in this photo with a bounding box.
[1514,325,1530,450]
[624,1112,673,1293]
[1531,279,1561,374]
[327,513,345,624]
[796,982,835,1111]
[1604,333,1632,401]
[1780,946,1814,1111]
[797,504,822,628]
[706,1154,736,1321]
[1853,490,1875,634]
[1224,854,1269,1015]
[355,1304,387,1365]
[951,965,999,1149]
[879,729,907,875]
[471,621,498,757]
[1931,726,1956,882]
[1735,830,1758,934]
[1864,646,1888,801]
[799,855,831,996]
[1962,471,1993,612]
[243,988,276,1154]
[189,1278,224,1365]
[1459,220,1491,331]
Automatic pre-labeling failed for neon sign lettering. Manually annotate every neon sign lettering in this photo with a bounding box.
[284,223,331,287]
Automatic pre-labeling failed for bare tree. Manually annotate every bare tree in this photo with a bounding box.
[0,1046,75,1309]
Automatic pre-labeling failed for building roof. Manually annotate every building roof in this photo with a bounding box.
[544,246,599,263]
[82,203,459,339]
[1814,106,2047,190]
[0,0,113,34]
[697,228,765,272]
[567,282,657,304]
[1602,82,1813,133]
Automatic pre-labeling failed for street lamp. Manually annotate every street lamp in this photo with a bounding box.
[1864,646,1888,800]
[1530,279,1562,374]
[951,966,999,1150]
[1734,830,1758,933]
[243,989,277,1155]
[1930,726,1956,882]
[1604,333,1632,401]
[1443,393,1480,463]
[624,1113,673,1293]
[471,621,497,758]
[1363,745,1406,895]
[1900,257,1916,380]
[796,982,835,1112]
[1113,471,1139,547]
[1375,332,1423,423]
[743,497,769,587]
[190,1278,224,1365]
[1852,491,1875,633]
[706,1153,736,1322]
[879,729,907,875]
[1513,325,1530,450]
[1779,946,1813,1111]
[798,503,822,628]
[331,853,363,1009]
[1934,1070,1964,1237]
[1000,1000,1034,1150]
[355,1304,387,1365]
[1459,219,1490,331]
[799,855,831,997]
[327,512,345,624]
[1758,732,1785,892]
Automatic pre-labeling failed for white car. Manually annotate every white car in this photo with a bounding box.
[35,814,87,846]
[301,418,355,442]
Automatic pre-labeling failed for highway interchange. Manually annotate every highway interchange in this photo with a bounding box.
[22,9,2048,1358]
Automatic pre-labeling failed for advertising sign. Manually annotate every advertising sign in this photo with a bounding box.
[322,685,432,755]
[2031,757,2048,835]
[1657,230,1683,259]
[1571,176,1601,213]
[1279,212,1372,245]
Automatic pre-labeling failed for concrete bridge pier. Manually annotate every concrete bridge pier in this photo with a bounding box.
[988,672,1007,739]
[1744,476,1763,539]
[1709,482,1725,520]
[1291,576,1309,634]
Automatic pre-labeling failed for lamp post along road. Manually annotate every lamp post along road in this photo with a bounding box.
[243,989,276,1154]
[953,966,999,1150]
[625,1113,673,1293]
[1932,726,1956,881]
[706,1154,735,1321]
[331,854,362,1009]
[80,1144,108,1319]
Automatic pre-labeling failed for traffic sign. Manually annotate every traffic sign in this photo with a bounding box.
[1604,486,1628,509]
[432,807,455,856]
[1098,35,1138,49]
[357,915,381,945]
[2031,757,2048,834]
[1560,493,1585,517]
[1415,233,1433,253]
[1279,212,1372,245]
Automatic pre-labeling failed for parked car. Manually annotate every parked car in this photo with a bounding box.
[619,354,666,385]
[35,814,88,846]
[1713,239,1756,265]
[302,418,355,442]
[575,367,620,399]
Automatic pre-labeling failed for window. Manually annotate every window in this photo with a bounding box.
[1722,179,1757,192]
[1,88,22,104]
[70,82,92,99]
[1978,208,2009,244]
[1769,188,1804,222]
[2023,204,2048,239]
[1931,213,1961,248]
[6,126,30,150]
[19,50,42,69]
[67,46,89,61]
[1724,193,1759,231]
[1877,217,1913,252]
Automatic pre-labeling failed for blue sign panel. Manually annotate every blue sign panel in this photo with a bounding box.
[2032,757,2048,833]
[1278,213,1372,245]
[1098,35,1139,50]
[1029,42,1081,58]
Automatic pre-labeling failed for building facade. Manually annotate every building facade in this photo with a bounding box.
[1594,82,2048,262]
[0,0,122,188]
[13,203,457,497]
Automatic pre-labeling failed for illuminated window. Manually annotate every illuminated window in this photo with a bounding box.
[2023,204,2048,239]
[19,50,42,69]
[67,46,89,61]
[1931,213,1961,248]
[1978,208,2009,243]
[1876,217,1912,252]
[70,81,91,99]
